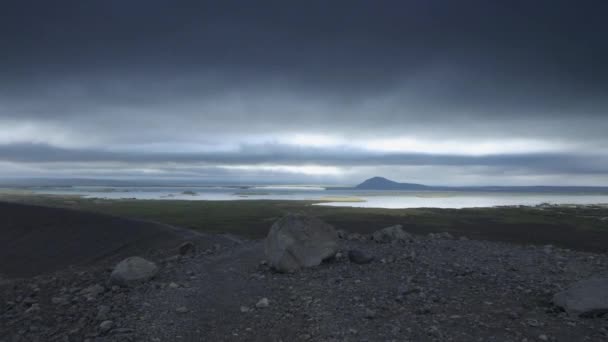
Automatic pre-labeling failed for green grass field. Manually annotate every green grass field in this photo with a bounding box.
[2,193,608,252]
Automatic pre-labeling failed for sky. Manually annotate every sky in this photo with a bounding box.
[1,0,608,186]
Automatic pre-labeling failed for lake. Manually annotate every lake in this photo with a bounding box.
[21,185,608,209]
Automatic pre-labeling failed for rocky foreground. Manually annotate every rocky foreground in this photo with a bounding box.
[2,219,608,342]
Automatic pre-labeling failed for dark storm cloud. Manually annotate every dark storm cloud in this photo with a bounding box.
[1,1,608,183]
[2,0,608,93]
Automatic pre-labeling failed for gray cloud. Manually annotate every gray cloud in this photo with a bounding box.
[1,143,607,175]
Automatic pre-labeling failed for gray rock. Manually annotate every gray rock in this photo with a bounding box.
[348,250,374,264]
[178,241,195,256]
[51,297,69,306]
[110,257,158,286]
[256,297,270,308]
[428,232,454,240]
[364,308,376,319]
[80,284,105,298]
[97,305,111,321]
[346,233,367,241]
[336,229,348,239]
[372,225,412,243]
[175,306,189,313]
[553,278,608,316]
[99,320,113,334]
[264,214,338,272]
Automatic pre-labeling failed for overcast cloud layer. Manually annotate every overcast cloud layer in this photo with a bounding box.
[1,1,607,185]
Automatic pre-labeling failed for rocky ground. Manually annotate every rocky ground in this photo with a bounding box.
[2,230,607,342]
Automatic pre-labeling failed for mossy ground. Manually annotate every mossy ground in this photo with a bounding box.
[2,193,608,252]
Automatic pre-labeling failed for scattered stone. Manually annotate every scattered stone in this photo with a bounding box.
[553,277,608,316]
[428,232,454,239]
[336,229,348,239]
[240,306,251,313]
[99,320,113,334]
[80,284,105,298]
[110,257,159,286]
[372,225,412,243]
[348,250,374,264]
[346,233,366,241]
[95,305,111,321]
[264,214,338,272]
[51,296,69,305]
[364,308,376,319]
[256,298,270,308]
[178,241,195,256]
[175,306,189,313]
[25,303,40,314]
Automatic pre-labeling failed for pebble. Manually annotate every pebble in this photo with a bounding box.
[364,308,376,319]
[256,298,270,308]
[99,320,113,333]
[175,306,189,313]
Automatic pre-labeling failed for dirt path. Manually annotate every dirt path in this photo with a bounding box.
[129,241,311,341]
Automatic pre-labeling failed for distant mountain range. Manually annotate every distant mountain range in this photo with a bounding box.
[330,176,608,193]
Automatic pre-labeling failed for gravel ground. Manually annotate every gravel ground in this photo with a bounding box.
[2,233,608,342]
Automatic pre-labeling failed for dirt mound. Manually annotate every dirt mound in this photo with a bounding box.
[0,201,202,278]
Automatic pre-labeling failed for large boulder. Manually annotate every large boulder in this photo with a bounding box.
[372,225,412,243]
[264,214,338,272]
[110,256,158,286]
[553,278,608,316]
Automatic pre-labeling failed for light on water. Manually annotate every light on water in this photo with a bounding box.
[26,186,608,209]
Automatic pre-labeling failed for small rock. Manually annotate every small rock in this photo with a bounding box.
[240,306,251,313]
[348,250,374,264]
[99,320,113,334]
[364,308,377,319]
[256,298,270,308]
[51,297,69,306]
[169,282,180,289]
[178,241,195,255]
[80,284,105,297]
[176,306,189,313]
[428,232,454,239]
[526,319,541,327]
[25,304,40,314]
[346,233,366,241]
[97,305,111,321]
[372,225,412,243]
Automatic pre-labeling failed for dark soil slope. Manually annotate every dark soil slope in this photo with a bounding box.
[0,201,200,278]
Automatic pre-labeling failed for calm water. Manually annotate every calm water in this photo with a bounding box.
[24,186,608,209]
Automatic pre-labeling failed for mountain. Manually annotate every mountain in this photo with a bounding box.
[350,177,608,192]
[354,177,430,190]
